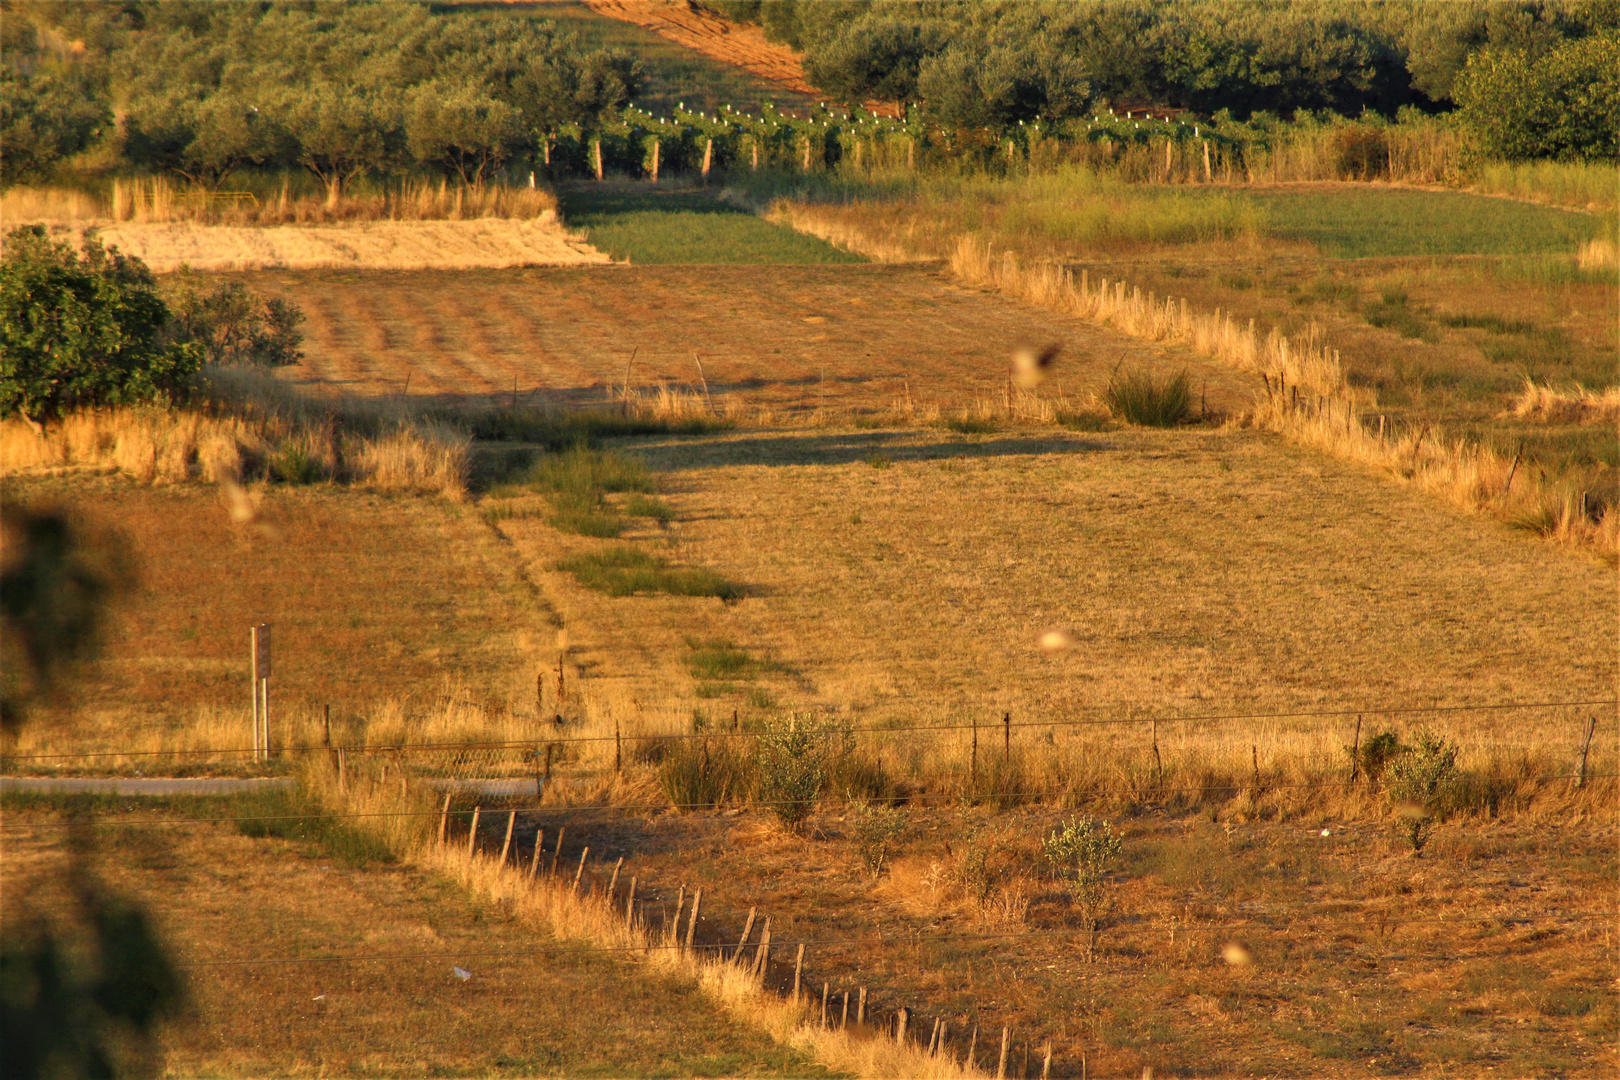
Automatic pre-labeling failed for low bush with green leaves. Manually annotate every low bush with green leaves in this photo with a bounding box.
[1042,816,1122,961]
[1103,367,1192,427]
[852,804,907,879]
[755,715,836,830]
[1387,729,1460,853]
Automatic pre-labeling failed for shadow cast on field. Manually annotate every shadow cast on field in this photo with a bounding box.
[636,429,1117,471]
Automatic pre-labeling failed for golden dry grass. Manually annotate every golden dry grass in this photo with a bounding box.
[2,176,559,227]
[1510,381,1620,425]
[0,802,820,1078]
[770,201,1619,556]
[0,475,545,767]
[5,218,607,273]
[495,424,1615,807]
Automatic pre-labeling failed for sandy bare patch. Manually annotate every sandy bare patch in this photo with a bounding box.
[57,215,609,272]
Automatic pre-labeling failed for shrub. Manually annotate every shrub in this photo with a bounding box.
[1042,816,1122,961]
[1351,730,1404,783]
[165,270,305,367]
[1387,729,1460,853]
[755,715,833,830]
[1103,368,1192,427]
[852,804,907,878]
[0,227,201,424]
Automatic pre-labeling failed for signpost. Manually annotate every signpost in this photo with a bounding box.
[250,624,272,760]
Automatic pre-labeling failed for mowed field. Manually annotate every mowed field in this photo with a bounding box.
[261,263,1261,416]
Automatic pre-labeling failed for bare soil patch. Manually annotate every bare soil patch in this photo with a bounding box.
[576,0,822,98]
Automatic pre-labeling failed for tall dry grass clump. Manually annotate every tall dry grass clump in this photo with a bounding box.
[2,176,559,228]
[1245,392,1620,557]
[946,235,1347,398]
[1,368,469,498]
[1509,381,1620,425]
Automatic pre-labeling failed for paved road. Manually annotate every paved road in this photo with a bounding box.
[2,777,544,797]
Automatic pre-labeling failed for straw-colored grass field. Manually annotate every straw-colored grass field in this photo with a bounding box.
[9,218,609,273]
[1,800,822,1078]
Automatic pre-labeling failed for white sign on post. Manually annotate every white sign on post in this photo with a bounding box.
[251,624,272,760]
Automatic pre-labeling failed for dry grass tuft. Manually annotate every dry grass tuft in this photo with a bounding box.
[0,369,469,498]
[1509,381,1620,425]
[3,177,559,227]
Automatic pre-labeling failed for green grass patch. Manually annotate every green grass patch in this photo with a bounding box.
[557,185,865,265]
[556,545,740,600]
[1439,312,1540,334]
[468,407,730,450]
[624,492,675,524]
[939,416,998,434]
[1105,368,1193,426]
[529,444,654,496]
[685,638,763,681]
[1250,188,1607,258]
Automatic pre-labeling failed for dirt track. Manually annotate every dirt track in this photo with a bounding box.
[579,0,823,98]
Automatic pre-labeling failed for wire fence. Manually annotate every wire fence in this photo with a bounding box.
[6,696,1613,763]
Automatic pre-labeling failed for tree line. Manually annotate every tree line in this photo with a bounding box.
[2,0,1613,195]
[1,0,642,190]
[704,0,1618,158]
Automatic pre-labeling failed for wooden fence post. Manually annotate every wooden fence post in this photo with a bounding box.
[971,715,978,791]
[438,792,452,845]
[896,1007,908,1044]
[792,944,804,1000]
[735,906,757,962]
[1042,1040,1053,1079]
[997,1026,1011,1079]
[607,856,623,898]
[685,888,701,950]
[550,826,565,876]
[1349,715,1363,783]
[752,918,771,983]
[499,810,516,865]
[572,847,589,894]
[820,982,829,1027]
[625,876,637,930]
[965,1026,978,1070]
[841,990,850,1028]
[466,806,480,859]
[857,986,867,1025]
[1578,716,1598,787]
[1003,712,1011,757]
[529,828,544,879]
